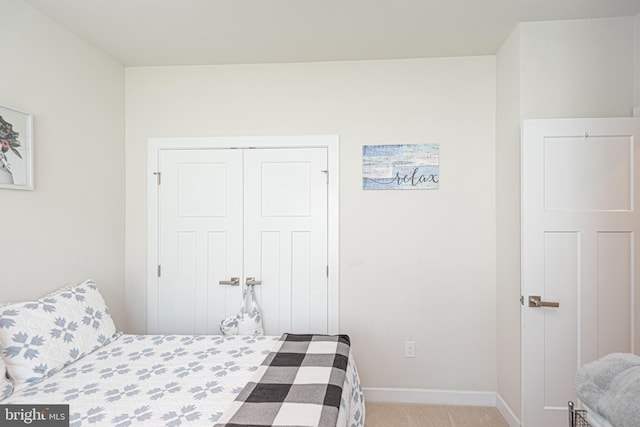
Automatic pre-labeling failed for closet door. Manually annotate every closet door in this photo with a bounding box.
[154,146,329,335]
[157,149,243,334]
[244,148,329,334]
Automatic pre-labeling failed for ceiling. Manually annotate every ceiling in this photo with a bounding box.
[23,0,640,67]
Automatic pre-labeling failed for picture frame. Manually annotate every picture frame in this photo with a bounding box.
[362,144,439,190]
[0,105,33,190]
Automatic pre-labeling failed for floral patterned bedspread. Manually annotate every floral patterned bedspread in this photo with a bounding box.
[4,334,364,427]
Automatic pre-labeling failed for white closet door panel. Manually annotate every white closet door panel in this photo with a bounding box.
[158,149,243,334]
[258,231,289,334]
[542,232,579,409]
[178,162,228,216]
[291,231,311,334]
[543,136,632,211]
[243,148,328,335]
[207,232,236,332]
[596,232,633,357]
[261,162,311,217]
[160,231,196,334]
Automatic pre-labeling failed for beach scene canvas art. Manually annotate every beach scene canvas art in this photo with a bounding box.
[362,144,439,190]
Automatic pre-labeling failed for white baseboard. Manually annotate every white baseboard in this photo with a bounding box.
[496,393,521,427]
[363,387,497,407]
[363,388,521,426]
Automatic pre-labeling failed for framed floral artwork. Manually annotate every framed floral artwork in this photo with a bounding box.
[0,106,33,190]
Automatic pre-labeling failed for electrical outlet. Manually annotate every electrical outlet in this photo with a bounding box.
[404,340,416,358]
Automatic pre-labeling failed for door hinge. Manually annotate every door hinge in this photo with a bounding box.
[153,172,161,185]
[321,170,328,184]
[326,265,329,277]
[157,265,161,277]
[520,295,524,305]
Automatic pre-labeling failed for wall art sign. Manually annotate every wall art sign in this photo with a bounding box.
[362,144,439,190]
[0,106,33,190]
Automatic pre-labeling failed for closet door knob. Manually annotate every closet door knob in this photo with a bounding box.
[245,277,262,286]
[219,277,240,286]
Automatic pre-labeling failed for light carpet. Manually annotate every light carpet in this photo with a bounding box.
[365,402,509,427]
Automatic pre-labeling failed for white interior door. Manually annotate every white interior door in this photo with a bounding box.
[244,148,328,334]
[152,144,330,335]
[522,118,640,427]
[157,149,243,334]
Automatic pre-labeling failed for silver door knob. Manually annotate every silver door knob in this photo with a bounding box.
[219,277,240,286]
[245,277,262,286]
[528,295,559,308]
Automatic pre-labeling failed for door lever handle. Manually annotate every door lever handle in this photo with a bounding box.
[219,277,240,286]
[246,277,262,286]
[528,296,559,308]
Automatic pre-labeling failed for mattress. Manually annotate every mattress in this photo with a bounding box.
[583,404,612,427]
[3,333,365,427]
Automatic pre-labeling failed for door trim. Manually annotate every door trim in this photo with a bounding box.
[147,135,340,334]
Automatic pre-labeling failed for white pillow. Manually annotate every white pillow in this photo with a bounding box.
[0,355,12,400]
[0,305,14,399]
[0,279,117,387]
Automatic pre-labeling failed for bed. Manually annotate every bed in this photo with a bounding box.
[573,352,640,427]
[0,280,365,427]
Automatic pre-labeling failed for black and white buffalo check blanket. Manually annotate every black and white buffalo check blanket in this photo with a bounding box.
[215,334,351,427]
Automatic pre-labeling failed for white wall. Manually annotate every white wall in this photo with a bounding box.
[635,13,640,113]
[125,57,498,392]
[495,16,636,423]
[0,1,126,327]
[520,17,634,119]
[495,26,522,421]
